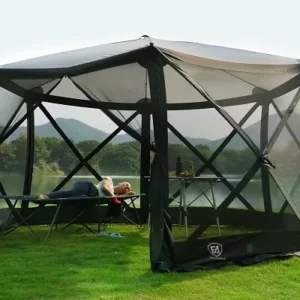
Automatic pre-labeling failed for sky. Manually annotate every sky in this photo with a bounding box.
[1,0,299,140]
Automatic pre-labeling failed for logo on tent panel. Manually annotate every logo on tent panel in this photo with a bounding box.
[207,243,225,260]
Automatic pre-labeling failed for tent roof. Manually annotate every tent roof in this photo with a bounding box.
[1,36,300,71]
[1,36,300,111]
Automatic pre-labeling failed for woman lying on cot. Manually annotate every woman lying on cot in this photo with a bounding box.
[38,177,135,200]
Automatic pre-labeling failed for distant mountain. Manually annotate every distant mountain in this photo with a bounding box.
[208,112,300,151]
[4,118,212,146]
[3,112,299,151]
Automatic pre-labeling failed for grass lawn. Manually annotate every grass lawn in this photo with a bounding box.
[1,224,300,300]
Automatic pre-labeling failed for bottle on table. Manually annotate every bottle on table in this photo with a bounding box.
[176,154,183,177]
[189,160,194,173]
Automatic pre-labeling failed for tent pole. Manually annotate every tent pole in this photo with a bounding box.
[146,48,174,272]
[22,98,35,208]
[140,111,151,222]
[260,103,272,213]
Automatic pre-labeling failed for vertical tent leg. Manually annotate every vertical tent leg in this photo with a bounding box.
[182,183,188,239]
[260,103,272,213]
[140,111,151,222]
[22,99,35,209]
[144,47,175,272]
[179,181,183,227]
[210,181,221,236]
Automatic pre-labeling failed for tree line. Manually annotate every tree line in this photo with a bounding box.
[0,135,271,176]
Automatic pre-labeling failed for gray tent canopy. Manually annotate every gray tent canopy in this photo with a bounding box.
[1,35,300,272]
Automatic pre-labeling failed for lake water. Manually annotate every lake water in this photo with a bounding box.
[0,172,294,212]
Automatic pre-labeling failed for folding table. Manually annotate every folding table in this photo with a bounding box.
[0,194,144,241]
[172,176,223,239]
[146,176,234,239]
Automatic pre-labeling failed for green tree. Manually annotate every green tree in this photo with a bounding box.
[100,142,140,175]
[34,137,50,166]
[0,142,16,171]
[11,135,27,172]
[48,139,83,174]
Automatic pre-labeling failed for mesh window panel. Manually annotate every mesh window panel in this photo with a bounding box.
[273,88,299,116]
[80,124,141,205]
[223,103,262,149]
[163,64,207,103]
[285,97,300,148]
[50,77,90,100]
[237,170,264,211]
[29,104,99,200]
[290,175,300,216]
[32,105,142,206]
[268,124,300,214]
[171,61,255,100]
[0,134,27,208]
[39,78,61,94]
[167,106,262,242]
[71,63,149,103]
[9,102,27,130]
[167,109,215,178]
[171,169,300,244]
[268,173,300,232]
[170,58,297,98]
[107,110,142,135]
[0,87,23,136]
[268,104,282,143]
[12,79,58,91]
[228,70,297,91]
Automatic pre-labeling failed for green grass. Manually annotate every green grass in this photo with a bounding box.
[1,225,300,300]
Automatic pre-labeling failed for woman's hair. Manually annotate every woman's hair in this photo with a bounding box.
[114,182,131,194]
[121,182,131,190]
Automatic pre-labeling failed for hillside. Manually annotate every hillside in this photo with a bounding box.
[208,112,300,150]
[5,118,211,146]
[3,112,299,150]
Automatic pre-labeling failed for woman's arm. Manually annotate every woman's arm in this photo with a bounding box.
[120,191,135,196]
[101,179,114,197]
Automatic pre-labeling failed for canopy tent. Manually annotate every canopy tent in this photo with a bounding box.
[1,35,300,272]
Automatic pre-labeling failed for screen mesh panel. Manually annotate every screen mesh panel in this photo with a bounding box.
[50,77,90,100]
[163,64,207,103]
[0,134,27,208]
[72,63,149,103]
[268,99,300,215]
[228,70,297,91]
[272,88,299,115]
[12,79,57,91]
[0,87,23,137]
[169,60,256,100]
[107,110,142,135]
